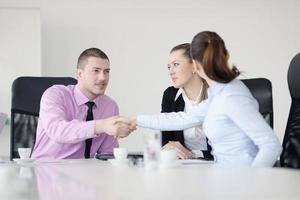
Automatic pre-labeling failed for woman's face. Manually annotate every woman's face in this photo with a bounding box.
[168,50,195,88]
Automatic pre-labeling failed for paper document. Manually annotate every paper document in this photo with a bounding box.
[0,112,8,135]
[179,159,214,165]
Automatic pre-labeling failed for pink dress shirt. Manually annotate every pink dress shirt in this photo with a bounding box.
[31,84,118,159]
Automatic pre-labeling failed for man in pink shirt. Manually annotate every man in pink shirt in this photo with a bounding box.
[31,48,133,159]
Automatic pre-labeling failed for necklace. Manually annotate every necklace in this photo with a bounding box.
[194,84,204,103]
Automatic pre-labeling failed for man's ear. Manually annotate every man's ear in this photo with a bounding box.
[76,68,82,79]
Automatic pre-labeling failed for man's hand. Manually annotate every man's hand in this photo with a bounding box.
[161,141,193,159]
[95,116,135,138]
[116,116,137,130]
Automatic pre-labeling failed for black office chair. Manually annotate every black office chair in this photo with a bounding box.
[280,53,300,168]
[10,76,77,160]
[241,78,273,128]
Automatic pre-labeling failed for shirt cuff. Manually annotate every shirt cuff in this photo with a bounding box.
[136,115,145,127]
[191,150,204,158]
[85,120,96,138]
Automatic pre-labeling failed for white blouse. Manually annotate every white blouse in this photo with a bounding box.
[175,88,207,156]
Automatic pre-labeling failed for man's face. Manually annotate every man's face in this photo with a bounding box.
[77,56,110,100]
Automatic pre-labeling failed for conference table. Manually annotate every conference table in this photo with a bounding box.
[0,159,299,200]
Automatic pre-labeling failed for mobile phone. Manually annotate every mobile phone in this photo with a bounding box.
[95,152,144,160]
[95,153,114,160]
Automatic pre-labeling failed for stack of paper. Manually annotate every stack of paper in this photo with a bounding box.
[178,159,215,165]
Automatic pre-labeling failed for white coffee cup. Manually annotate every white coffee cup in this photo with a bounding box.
[18,148,32,159]
[113,148,128,160]
[160,149,177,164]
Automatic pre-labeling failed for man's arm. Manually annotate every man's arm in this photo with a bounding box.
[39,87,95,143]
[39,87,133,143]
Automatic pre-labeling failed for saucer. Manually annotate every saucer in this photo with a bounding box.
[108,158,129,166]
[13,158,35,164]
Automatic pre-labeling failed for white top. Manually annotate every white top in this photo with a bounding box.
[138,79,282,167]
[175,88,207,156]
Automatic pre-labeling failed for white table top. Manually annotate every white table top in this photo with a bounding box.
[0,159,300,200]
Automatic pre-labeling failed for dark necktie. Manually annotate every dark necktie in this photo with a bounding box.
[85,101,95,158]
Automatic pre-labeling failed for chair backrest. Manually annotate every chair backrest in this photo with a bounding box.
[281,53,300,168]
[10,76,77,160]
[241,78,273,128]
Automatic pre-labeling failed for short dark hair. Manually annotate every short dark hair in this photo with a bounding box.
[77,48,109,69]
[170,43,192,63]
[191,31,239,83]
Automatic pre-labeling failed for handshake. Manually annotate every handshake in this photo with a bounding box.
[95,116,137,138]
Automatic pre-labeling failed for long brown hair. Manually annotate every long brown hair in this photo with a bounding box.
[191,31,239,83]
[171,43,208,100]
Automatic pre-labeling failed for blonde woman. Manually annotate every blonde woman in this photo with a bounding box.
[161,43,212,160]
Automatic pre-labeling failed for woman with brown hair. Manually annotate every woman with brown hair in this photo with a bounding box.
[128,31,282,167]
[161,43,212,160]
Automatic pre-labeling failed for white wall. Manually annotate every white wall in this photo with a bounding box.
[40,0,300,151]
[0,0,41,158]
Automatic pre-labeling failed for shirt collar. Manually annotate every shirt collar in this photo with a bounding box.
[207,82,226,98]
[74,84,102,108]
[174,88,183,101]
[174,88,202,104]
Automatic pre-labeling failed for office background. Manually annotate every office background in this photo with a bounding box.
[0,0,300,158]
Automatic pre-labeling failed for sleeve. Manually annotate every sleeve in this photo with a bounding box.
[98,102,119,153]
[137,99,209,131]
[225,95,282,167]
[161,88,173,113]
[161,88,176,144]
[39,87,96,144]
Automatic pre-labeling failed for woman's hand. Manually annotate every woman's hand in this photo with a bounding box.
[161,141,193,159]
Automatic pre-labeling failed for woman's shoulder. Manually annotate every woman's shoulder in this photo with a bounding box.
[224,79,252,97]
[163,86,180,97]
[219,79,258,109]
